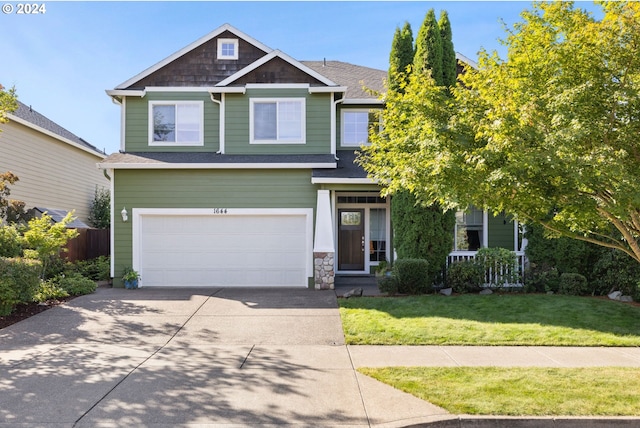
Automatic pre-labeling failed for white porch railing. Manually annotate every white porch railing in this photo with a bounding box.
[447,251,526,287]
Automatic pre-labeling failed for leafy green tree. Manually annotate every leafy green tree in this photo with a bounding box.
[22,212,79,278]
[439,11,456,87]
[388,22,414,93]
[414,9,443,84]
[0,172,19,220]
[88,186,110,229]
[0,84,17,126]
[361,2,640,264]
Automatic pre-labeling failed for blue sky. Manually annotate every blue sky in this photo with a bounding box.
[0,1,597,155]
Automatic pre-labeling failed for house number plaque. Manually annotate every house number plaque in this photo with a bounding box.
[212,208,228,214]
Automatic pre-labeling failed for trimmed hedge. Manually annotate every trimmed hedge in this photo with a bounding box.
[393,258,431,295]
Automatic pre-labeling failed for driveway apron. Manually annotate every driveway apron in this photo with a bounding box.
[0,286,442,427]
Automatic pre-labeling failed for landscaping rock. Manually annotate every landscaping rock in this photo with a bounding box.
[343,288,363,298]
[440,287,453,296]
[608,291,623,301]
[620,295,633,302]
[479,289,493,295]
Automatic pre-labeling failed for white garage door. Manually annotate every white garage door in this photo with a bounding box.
[135,209,312,287]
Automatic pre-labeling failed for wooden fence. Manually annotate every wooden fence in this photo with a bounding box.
[64,228,110,262]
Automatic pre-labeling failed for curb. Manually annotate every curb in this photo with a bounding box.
[405,416,640,427]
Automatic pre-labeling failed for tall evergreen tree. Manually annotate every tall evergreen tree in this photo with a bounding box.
[413,9,443,85]
[388,22,414,93]
[439,10,457,87]
[383,9,456,289]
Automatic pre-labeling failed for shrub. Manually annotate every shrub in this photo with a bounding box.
[0,225,22,257]
[591,249,640,300]
[392,258,431,294]
[558,273,590,296]
[446,260,483,293]
[68,256,110,281]
[524,264,560,293]
[56,273,97,296]
[377,274,399,295]
[33,279,69,302]
[0,257,41,315]
[475,247,518,287]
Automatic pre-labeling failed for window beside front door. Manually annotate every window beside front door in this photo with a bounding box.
[250,98,305,144]
[370,208,386,262]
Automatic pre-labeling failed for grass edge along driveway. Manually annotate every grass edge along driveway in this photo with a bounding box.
[339,294,640,346]
[358,366,640,416]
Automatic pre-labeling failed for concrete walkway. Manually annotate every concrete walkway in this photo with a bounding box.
[0,286,638,427]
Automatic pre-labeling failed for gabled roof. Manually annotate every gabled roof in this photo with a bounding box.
[115,23,274,90]
[8,101,105,158]
[217,50,339,87]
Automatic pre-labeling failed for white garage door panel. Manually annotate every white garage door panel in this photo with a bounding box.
[138,213,309,287]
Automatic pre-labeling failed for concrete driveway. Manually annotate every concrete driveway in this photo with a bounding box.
[0,286,445,427]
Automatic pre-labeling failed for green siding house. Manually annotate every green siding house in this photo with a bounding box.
[101,24,523,288]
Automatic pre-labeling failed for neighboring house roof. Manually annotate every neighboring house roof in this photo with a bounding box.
[33,207,91,228]
[302,61,387,101]
[8,101,105,158]
[99,152,337,169]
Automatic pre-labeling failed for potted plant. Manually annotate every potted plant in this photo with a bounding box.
[375,260,391,278]
[122,267,140,289]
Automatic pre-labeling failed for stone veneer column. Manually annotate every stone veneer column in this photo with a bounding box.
[313,190,335,289]
[314,252,335,290]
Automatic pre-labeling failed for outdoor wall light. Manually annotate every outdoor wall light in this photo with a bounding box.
[121,207,128,222]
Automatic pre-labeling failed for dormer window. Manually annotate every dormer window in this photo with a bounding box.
[217,38,238,60]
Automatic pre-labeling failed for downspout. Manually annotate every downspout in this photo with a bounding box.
[210,93,224,154]
[331,92,345,160]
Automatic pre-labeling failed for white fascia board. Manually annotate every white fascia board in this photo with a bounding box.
[308,86,347,94]
[115,23,274,90]
[98,162,337,170]
[456,52,478,69]
[106,89,146,97]
[217,50,338,87]
[342,98,384,105]
[7,114,106,159]
[208,87,247,94]
[311,177,377,184]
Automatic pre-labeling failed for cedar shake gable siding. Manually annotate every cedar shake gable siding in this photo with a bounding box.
[125,31,269,89]
[232,57,326,86]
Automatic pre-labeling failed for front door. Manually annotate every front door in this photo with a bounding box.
[338,209,365,271]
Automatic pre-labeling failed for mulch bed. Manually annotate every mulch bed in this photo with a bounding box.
[0,298,74,330]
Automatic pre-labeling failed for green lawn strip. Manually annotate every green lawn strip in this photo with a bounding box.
[339,294,640,346]
[358,366,640,416]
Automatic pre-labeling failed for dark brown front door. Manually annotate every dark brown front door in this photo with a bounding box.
[338,209,365,271]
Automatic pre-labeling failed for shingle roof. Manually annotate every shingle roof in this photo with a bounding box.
[301,61,387,101]
[10,101,105,156]
[312,150,368,179]
[100,152,337,166]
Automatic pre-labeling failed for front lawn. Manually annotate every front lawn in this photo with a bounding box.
[339,294,640,346]
[359,366,640,416]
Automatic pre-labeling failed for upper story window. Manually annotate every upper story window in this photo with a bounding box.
[217,38,239,60]
[341,109,379,147]
[250,98,306,144]
[149,101,204,146]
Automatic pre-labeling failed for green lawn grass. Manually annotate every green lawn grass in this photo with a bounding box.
[339,294,640,346]
[358,366,640,416]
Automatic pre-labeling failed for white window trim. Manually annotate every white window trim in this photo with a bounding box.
[341,108,379,148]
[148,101,204,147]
[249,98,306,145]
[217,38,239,60]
